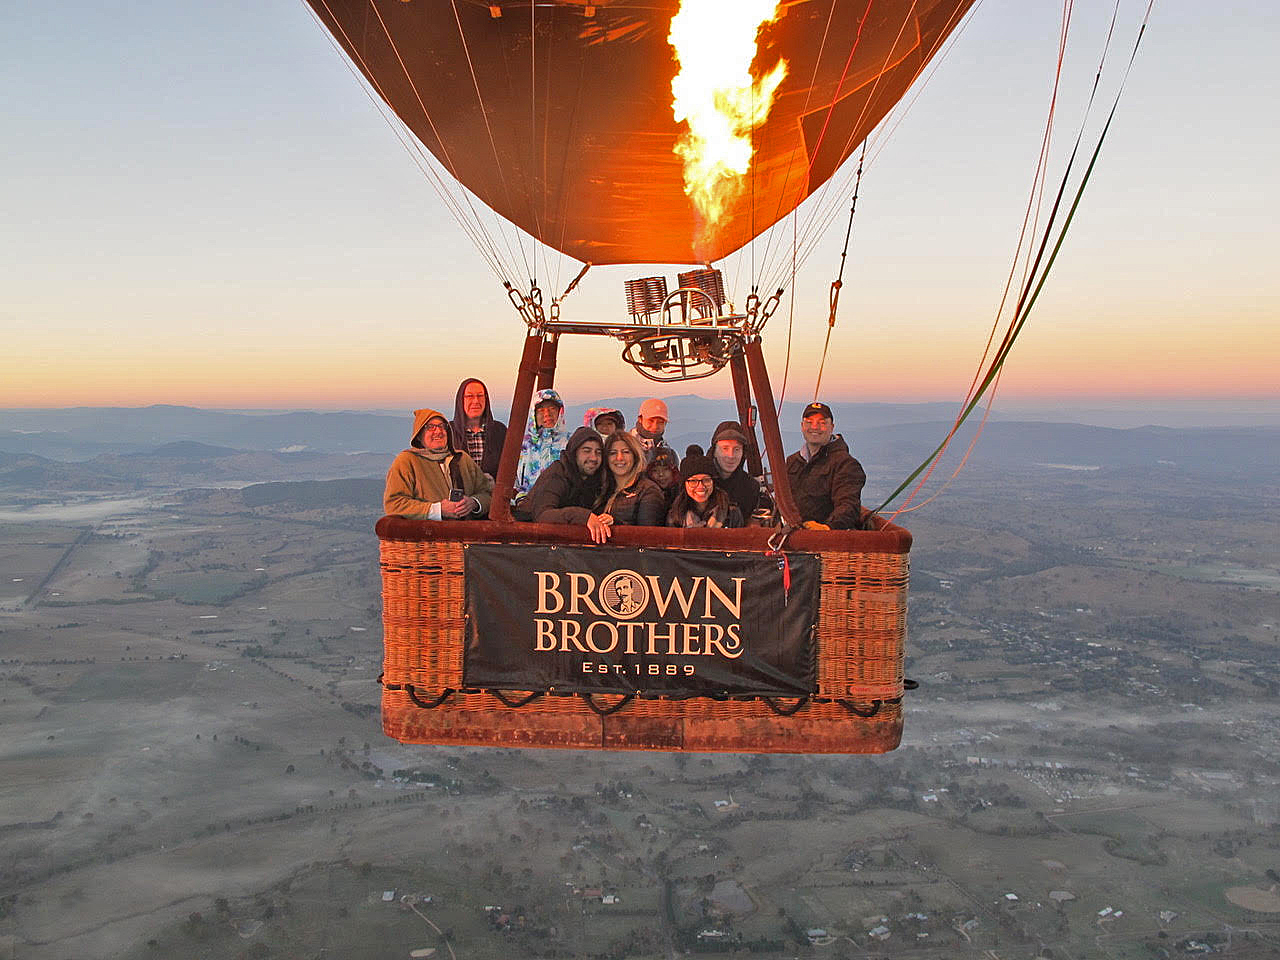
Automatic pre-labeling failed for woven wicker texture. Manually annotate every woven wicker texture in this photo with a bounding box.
[378,522,910,753]
[381,688,903,753]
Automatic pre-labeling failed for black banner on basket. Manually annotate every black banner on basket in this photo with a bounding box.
[463,543,819,696]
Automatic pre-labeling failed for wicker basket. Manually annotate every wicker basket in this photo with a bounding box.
[376,517,910,753]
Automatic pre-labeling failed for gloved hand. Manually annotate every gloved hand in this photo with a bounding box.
[802,520,830,531]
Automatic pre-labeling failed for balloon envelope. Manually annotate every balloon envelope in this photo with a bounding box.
[305,0,975,264]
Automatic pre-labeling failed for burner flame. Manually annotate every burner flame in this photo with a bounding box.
[668,0,788,248]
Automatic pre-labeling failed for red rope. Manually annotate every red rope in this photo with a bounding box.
[885,0,1075,522]
[805,0,877,177]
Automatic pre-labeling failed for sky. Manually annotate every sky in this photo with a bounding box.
[2,0,1277,410]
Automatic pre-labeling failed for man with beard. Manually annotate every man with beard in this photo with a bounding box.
[523,426,607,529]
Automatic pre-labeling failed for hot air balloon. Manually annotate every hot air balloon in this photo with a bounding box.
[304,0,979,753]
[304,0,973,264]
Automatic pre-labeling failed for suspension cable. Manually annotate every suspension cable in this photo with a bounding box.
[878,0,1157,517]
[367,0,525,281]
[760,0,977,296]
[778,210,798,408]
[759,0,917,291]
[447,0,533,282]
[756,0,845,282]
[885,0,1126,517]
[306,0,517,283]
[813,142,866,400]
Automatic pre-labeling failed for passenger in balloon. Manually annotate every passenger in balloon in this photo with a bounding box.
[384,409,493,520]
[786,402,866,530]
[645,445,682,515]
[630,397,669,464]
[583,406,625,438]
[666,452,743,529]
[596,431,665,532]
[514,388,567,497]
[449,378,506,480]
[708,420,764,521]
[523,426,607,527]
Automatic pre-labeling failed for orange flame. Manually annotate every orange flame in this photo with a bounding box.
[668,0,788,247]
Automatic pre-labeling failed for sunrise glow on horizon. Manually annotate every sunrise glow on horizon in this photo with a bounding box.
[4,2,1277,413]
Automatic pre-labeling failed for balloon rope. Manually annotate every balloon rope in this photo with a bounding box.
[878,0,1156,517]
[529,0,546,289]
[758,0,920,295]
[938,0,1075,449]
[757,0,839,278]
[813,143,865,401]
[367,0,526,281]
[448,0,534,283]
[804,0,877,178]
[779,211,797,408]
[551,55,588,275]
[883,0,1134,519]
[305,0,516,283]
[367,0,528,278]
[781,0,912,272]
[763,0,991,297]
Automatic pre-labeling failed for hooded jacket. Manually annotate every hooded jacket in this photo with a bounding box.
[582,406,625,434]
[785,434,865,529]
[515,388,567,495]
[523,426,606,525]
[645,445,681,514]
[708,420,763,519]
[383,408,494,519]
[599,431,665,526]
[449,378,507,477]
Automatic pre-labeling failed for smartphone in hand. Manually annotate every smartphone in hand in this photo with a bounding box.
[448,488,464,502]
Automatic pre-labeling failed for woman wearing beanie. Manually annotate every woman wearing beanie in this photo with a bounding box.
[666,452,743,529]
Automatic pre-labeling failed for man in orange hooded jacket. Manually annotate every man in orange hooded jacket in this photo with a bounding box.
[384,408,494,520]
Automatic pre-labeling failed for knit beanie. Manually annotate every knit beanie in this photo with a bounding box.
[679,453,716,479]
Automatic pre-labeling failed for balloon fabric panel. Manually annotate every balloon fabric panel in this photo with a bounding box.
[305,0,975,264]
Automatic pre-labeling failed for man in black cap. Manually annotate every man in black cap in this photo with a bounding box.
[785,401,866,530]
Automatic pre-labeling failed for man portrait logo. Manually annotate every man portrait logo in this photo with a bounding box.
[599,569,649,620]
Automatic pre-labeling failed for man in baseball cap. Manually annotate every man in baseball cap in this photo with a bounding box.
[630,397,669,464]
[785,401,866,530]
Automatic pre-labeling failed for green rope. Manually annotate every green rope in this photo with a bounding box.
[874,100,1123,514]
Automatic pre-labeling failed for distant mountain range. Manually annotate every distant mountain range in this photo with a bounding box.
[0,406,405,460]
[1,402,1274,491]
[0,447,387,492]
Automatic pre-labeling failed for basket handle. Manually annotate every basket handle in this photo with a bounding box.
[579,693,636,716]
[404,684,454,709]
[489,689,545,708]
[762,696,810,717]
